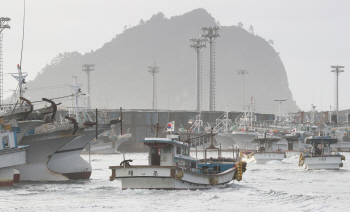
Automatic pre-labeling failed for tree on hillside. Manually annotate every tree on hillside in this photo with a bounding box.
[249,25,254,34]
[237,22,243,28]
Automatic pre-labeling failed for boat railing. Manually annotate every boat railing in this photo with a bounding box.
[186,134,210,146]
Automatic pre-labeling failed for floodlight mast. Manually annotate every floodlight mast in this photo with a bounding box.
[331,65,344,124]
[0,17,11,105]
[274,99,287,122]
[82,64,95,107]
[148,62,159,110]
[237,70,249,111]
[190,38,206,111]
[201,26,220,111]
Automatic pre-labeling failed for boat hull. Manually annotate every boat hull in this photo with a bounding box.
[0,147,28,187]
[47,128,105,179]
[226,131,257,149]
[15,129,82,181]
[303,155,342,170]
[214,133,236,150]
[110,166,236,190]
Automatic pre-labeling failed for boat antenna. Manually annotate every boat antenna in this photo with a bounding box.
[20,0,26,67]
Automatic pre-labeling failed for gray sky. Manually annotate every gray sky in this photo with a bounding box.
[1,0,350,112]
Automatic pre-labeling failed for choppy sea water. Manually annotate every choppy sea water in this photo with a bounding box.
[0,152,349,212]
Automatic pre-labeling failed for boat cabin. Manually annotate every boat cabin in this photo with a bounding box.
[251,138,281,152]
[285,134,304,151]
[305,137,338,155]
[138,134,236,174]
[139,134,198,168]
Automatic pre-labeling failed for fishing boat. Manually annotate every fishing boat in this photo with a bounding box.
[298,136,346,170]
[109,123,246,190]
[39,77,118,179]
[216,102,258,150]
[243,138,285,163]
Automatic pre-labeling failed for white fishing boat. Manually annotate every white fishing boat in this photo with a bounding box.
[41,77,118,179]
[243,138,285,163]
[298,137,346,170]
[109,122,246,190]
[215,101,259,150]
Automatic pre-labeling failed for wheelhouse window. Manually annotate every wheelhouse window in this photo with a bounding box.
[163,147,171,153]
[176,147,181,154]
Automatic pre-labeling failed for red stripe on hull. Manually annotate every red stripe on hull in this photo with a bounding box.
[13,174,20,183]
[62,171,91,180]
[0,181,14,187]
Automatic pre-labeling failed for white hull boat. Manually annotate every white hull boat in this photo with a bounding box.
[110,165,236,190]
[110,127,246,190]
[243,138,285,163]
[302,155,343,170]
[15,128,84,181]
[214,133,236,150]
[299,137,346,170]
[226,131,257,149]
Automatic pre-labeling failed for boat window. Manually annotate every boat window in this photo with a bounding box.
[213,165,221,172]
[191,162,196,168]
[182,148,186,155]
[163,147,171,153]
[185,149,189,156]
[176,147,181,154]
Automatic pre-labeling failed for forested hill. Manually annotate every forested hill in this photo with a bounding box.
[23,8,299,113]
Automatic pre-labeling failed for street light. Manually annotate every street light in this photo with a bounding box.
[187,120,193,141]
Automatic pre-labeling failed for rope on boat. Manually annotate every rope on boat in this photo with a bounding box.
[298,153,305,167]
[175,171,183,180]
[209,178,218,186]
[234,161,243,181]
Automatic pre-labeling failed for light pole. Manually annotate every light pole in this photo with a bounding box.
[237,70,249,111]
[201,26,220,111]
[331,65,344,124]
[187,120,193,141]
[82,64,95,107]
[0,17,10,105]
[274,99,287,122]
[148,62,159,110]
[190,38,206,111]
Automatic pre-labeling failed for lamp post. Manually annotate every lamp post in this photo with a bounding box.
[187,120,193,141]
[201,26,220,111]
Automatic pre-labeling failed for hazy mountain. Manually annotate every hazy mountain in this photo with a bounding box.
[23,8,299,113]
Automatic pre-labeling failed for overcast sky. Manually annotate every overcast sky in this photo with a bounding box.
[1,0,350,112]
